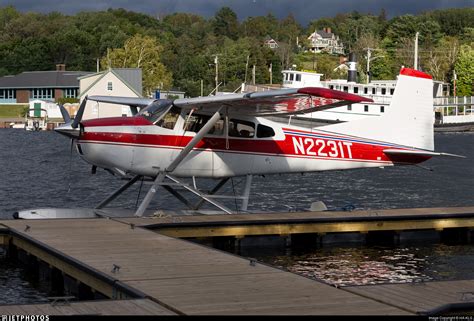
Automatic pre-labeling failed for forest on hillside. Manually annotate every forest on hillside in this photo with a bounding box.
[0,6,473,96]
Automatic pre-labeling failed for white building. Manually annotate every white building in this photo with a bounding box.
[307,28,344,55]
[79,68,142,120]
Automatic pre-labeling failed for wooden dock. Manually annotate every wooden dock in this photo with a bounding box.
[117,206,474,239]
[0,218,408,315]
[1,206,474,315]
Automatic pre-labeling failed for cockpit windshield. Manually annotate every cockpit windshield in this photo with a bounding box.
[138,100,173,123]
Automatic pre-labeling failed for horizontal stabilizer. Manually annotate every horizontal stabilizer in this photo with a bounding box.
[383,149,465,158]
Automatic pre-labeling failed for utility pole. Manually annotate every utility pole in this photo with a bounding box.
[269,63,273,85]
[414,32,419,70]
[200,79,203,97]
[244,55,250,84]
[96,58,100,73]
[366,48,371,84]
[214,55,219,95]
[252,65,256,85]
[453,69,457,97]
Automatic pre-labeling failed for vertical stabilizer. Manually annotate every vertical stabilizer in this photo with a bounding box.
[323,68,434,150]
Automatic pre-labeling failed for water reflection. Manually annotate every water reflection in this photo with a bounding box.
[241,244,474,287]
[0,254,49,305]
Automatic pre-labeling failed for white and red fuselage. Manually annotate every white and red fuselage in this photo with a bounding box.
[77,116,429,179]
[72,68,436,180]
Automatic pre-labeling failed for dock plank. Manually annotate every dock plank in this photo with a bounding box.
[0,299,175,315]
[346,280,474,313]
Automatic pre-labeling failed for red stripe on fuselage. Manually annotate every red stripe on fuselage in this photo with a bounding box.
[78,129,427,164]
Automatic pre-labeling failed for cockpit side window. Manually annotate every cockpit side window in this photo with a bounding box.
[228,119,255,138]
[256,124,275,138]
[155,106,181,129]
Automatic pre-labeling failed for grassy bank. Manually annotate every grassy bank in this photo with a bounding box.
[0,105,28,118]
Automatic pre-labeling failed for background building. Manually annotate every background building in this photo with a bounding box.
[0,64,90,104]
[79,68,143,120]
[307,28,344,55]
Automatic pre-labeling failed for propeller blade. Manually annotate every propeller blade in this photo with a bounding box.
[72,97,88,129]
[58,104,71,123]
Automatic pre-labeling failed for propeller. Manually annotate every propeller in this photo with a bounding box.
[55,98,87,138]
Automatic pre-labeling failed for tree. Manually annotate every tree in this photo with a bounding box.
[212,7,239,40]
[454,45,474,96]
[101,35,173,95]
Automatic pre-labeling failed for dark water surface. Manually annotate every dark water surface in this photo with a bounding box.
[0,129,473,303]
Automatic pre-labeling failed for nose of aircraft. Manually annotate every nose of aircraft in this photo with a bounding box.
[54,123,80,138]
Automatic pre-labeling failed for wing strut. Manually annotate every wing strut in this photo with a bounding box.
[134,109,229,217]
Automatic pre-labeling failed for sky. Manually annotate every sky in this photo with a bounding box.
[1,0,473,25]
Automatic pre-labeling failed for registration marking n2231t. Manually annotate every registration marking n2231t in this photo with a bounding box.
[292,137,353,159]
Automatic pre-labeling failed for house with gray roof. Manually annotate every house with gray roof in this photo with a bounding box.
[79,68,143,120]
[0,64,92,104]
[307,27,344,55]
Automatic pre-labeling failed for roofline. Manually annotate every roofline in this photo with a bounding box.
[79,69,142,98]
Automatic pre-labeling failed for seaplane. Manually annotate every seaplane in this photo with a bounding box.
[15,68,462,219]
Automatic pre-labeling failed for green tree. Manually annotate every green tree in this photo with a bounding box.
[101,34,173,95]
[212,7,239,40]
[454,45,474,96]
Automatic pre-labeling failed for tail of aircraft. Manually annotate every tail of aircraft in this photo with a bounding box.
[324,68,434,151]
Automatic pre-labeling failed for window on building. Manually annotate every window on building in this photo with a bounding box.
[364,87,368,94]
[64,88,78,98]
[295,74,301,82]
[107,82,113,91]
[0,89,16,99]
[31,88,53,100]
[380,106,385,113]
[343,86,348,92]
[228,119,255,138]
[390,88,395,95]
[289,74,294,81]
[381,88,386,95]
[364,105,369,112]
[257,124,275,138]
[353,87,359,94]
[372,88,376,95]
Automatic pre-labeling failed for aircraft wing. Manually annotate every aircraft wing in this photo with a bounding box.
[173,87,373,116]
[87,96,155,108]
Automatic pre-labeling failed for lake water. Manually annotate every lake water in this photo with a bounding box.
[0,129,473,303]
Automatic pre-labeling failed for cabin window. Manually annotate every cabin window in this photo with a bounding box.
[107,82,113,91]
[329,85,334,90]
[228,119,255,138]
[381,88,386,95]
[347,105,352,111]
[257,124,275,138]
[364,105,369,112]
[183,113,210,132]
[380,106,385,113]
[296,74,301,82]
[364,87,368,94]
[390,88,395,95]
[209,119,225,135]
[372,88,376,95]
[289,74,294,81]
[353,87,359,94]
[343,86,348,92]
[155,106,181,129]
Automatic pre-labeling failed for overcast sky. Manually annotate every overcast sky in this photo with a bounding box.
[1,0,472,25]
